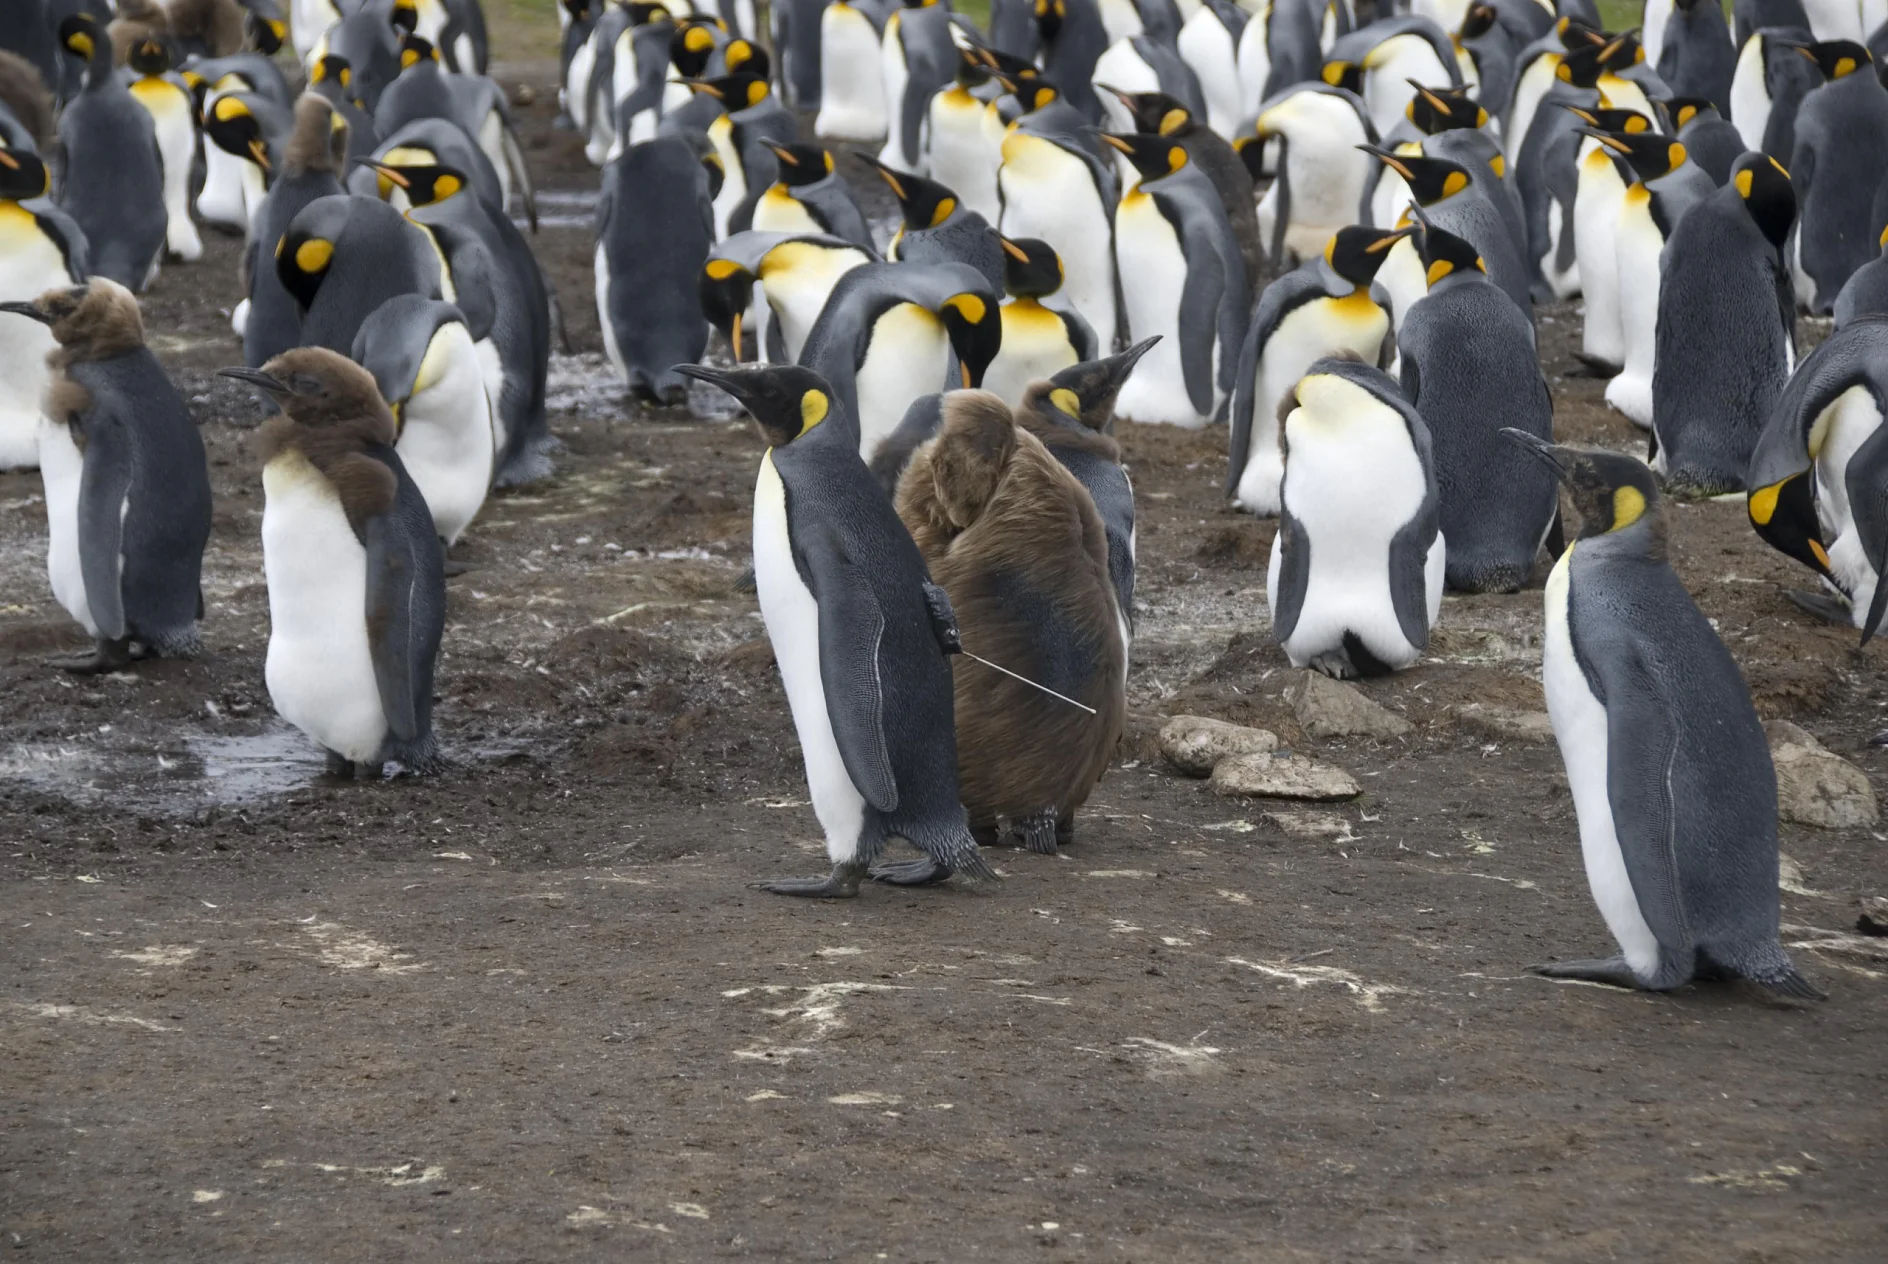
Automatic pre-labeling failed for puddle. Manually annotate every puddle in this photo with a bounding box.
[545,352,745,422]
[515,188,597,232]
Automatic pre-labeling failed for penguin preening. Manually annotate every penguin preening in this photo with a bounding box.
[276,193,445,356]
[675,361,996,897]
[221,347,447,779]
[53,15,167,290]
[1503,429,1822,1000]
[699,230,873,366]
[894,390,1126,855]
[596,133,716,405]
[2,279,211,673]
[242,93,348,369]
[0,148,86,472]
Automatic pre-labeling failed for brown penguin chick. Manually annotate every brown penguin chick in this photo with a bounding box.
[246,347,400,530]
[895,390,1126,854]
[32,279,152,425]
[283,92,348,177]
[109,0,245,63]
[0,50,54,148]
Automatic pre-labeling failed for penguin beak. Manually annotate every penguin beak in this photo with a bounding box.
[672,363,741,399]
[1114,334,1162,376]
[0,300,51,324]
[1357,144,1414,180]
[217,366,290,395]
[1499,428,1572,479]
[1095,82,1132,106]
[362,160,412,189]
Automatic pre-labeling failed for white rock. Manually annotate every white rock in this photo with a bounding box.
[1765,721,1879,830]
[1262,809,1354,839]
[1210,752,1361,801]
[1158,716,1279,777]
[1453,703,1555,744]
[1288,672,1413,740]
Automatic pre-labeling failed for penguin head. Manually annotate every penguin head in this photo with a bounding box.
[1796,39,1872,81]
[1459,5,1498,40]
[205,94,273,173]
[1325,225,1416,288]
[1748,467,1832,579]
[127,36,174,78]
[1413,219,1485,287]
[275,199,351,312]
[977,46,1040,86]
[953,46,992,91]
[1319,59,1363,95]
[698,255,756,358]
[1596,28,1646,71]
[1359,145,1474,206]
[1096,131,1188,184]
[398,33,442,71]
[1576,127,1686,182]
[863,157,962,230]
[1555,43,1606,89]
[563,0,594,19]
[220,348,397,443]
[768,142,837,189]
[248,11,289,56]
[1500,431,1664,544]
[928,391,1018,531]
[1660,97,1719,129]
[1024,336,1161,432]
[992,71,1061,115]
[1732,152,1796,249]
[1554,15,1606,50]
[1098,86,1194,137]
[723,39,769,80]
[672,363,840,448]
[310,54,358,103]
[0,278,146,362]
[1033,0,1068,43]
[57,14,102,64]
[391,0,421,35]
[0,148,53,203]
[684,73,771,111]
[999,236,1064,299]
[1557,102,1653,135]
[937,290,1002,389]
[669,20,721,79]
[624,1,674,25]
[1405,82,1488,134]
[367,161,468,209]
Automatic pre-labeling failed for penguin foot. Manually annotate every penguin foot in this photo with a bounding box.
[1015,810,1060,856]
[1785,589,1854,626]
[1530,957,1650,990]
[324,750,357,779]
[1308,650,1357,680]
[50,637,139,675]
[1569,354,1622,378]
[759,861,868,898]
[868,858,951,886]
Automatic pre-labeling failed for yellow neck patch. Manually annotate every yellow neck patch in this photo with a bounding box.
[1049,387,1080,417]
[1610,485,1645,531]
[800,390,828,433]
[1157,109,1187,136]
[1440,170,1468,197]
[1426,259,1453,285]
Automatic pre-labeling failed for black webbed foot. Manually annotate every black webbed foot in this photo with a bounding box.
[868,858,951,886]
[760,861,868,898]
[50,637,137,675]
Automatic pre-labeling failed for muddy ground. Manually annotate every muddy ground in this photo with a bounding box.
[3,59,1886,1263]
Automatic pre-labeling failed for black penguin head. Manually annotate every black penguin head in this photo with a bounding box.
[1325,225,1416,287]
[938,291,1001,389]
[1597,28,1646,71]
[1554,15,1606,50]
[221,348,396,437]
[1360,145,1474,205]
[698,255,756,358]
[673,363,839,448]
[1320,59,1363,95]
[390,0,421,35]
[863,158,961,229]
[0,148,52,203]
[685,73,770,111]
[1501,431,1664,544]
[768,142,836,189]
[1099,85,1194,137]
[205,94,273,172]
[1733,152,1796,249]
[367,161,468,208]
[1098,132,1188,183]
[311,54,359,104]
[1557,102,1653,135]
[1404,82,1487,134]
[1033,0,1067,43]
[1414,220,1485,287]
[669,20,720,79]
[563,0,593,19]
[1661,96,1719,129]
[0,278,146,362]
[127,36,174,77]
[624,1,673,25]
[953,46,992,91]
[723,39,768,79]
[1797,39,1872,81]
[1459,5,1498,40]
[398,33,442,71]
[996,72,1061,115]
[977,46,1039,84]
[275,201,351,312]
[1577,127,1686,181]
[1748,468,1832,578]
[1025,336,1161,432]
[57,14,102,64]
[999,236,1064,299]
[248,10,289,55]
[1555,43,1607,89]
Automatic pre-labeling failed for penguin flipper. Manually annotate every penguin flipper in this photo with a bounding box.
[75,417,131,643]
[799,525,901,814]
[1059,308,1098,364]
[1269,505,1311,644]
[1173,212,1225,420]
[1386,505,1437,653]
[1844,422,1888,645]
[363,487,445,746]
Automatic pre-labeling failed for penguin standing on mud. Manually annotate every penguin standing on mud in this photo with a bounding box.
[123,35,202,264]
[895,390,1126,855]
[220,348,446,779]
[0,149,87,472]
[1399,221,1558,593]
[2,279,211,673]
[674,361,996,897]
[53,16,166,290]
[1267,357,1446,679]
[597,134,717,405]
[1502,430,1822,1000]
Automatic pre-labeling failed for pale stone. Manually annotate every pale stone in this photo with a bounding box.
[1287,672,1413,740]
[1262,810,1354,839]
[1765,721,1879,830]
[1856,896,1888,937]
[1158,716,1279,777]
[1453,703,1555,744]
[1210,752,1361,801]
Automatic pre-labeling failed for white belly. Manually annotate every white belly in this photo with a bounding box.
[761,247,868,363]
[1508,56,1560,174]
[753,451,866,863]
[1604,194,1662,428]
[595,242,626,382]
[39,417,97,637]
[1801,0,1864,39]
[1258,143,1367,265]
[1361,39,1448,137]
[1094,39,1160,131]
[853,302,948,460]
[1641,0,1673,64]
[1376,232,1427,337]
[1114,193,1207,427]
[1813,387,1886,625]
[566,37,597,130]
[1235,16,1270,119]
[1235,294,1388,516]
[707,115,746,239]
[476,108,513,210]
[262,454,388,763]
[132,80,202,262]
[1178,10,1243,139]
[0,223,64,469]
[198,117,265,233]
[876,19,916,171]
[292,0,341,58]
[1542,547,1664,978]
[1370,167,1412,239]
[815,5,887,142]
[1576,152,1627,365]
[999,133,1117,350]
[1730,36,1771,151]
[396,324,495,546]
[751,187,824,236]
[982,300,1080,408]
[927,93,1002,222]
[1099,0,1145,41]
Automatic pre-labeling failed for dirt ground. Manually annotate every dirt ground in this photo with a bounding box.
[3,59,1886,1262]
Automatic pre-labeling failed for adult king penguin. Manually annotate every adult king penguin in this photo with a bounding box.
[868,159,1004,292]
[276,194,445,357]
[0,149,86,472]
[1502,429,1821,999]
[2,279,211,673]
[1267,357,1446,679]
[980,236,1099,409]
[1244,84,1379,269]
[596,134,717,405]
[699,230,873,365]
[674,362,996,896]
[221,348,446,778]
[53,15,166,290]
[1788,39,1888,313]
[123,35,202,264]
[1227,225,1408,517]
[1359,144,1535,328]
[1104,85,1261,284]
[242,94,348,368]
[754,142,876,252]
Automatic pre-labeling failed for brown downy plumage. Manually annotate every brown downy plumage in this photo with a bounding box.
[0,51,54,148]
[1013,379,1123,467]
[250,348,400,531]
[110,0,245,62]
[283,92,347,175]
[896,391,1125,851]
[19,280,150,437]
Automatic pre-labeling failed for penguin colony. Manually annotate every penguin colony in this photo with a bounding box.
[12,0,1888,1002]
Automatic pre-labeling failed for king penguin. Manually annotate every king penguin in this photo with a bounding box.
[980,236,1099,408]
[1657,0,1738,113]
[1360,143,1535,328]
[597,133,717,404]
[1834,226,1888,326]
[877,0,958,175]
[925,48,1004,222]
[1399,220,1559,592]
[0,148,86,472]
[699,229,873,365]
[814,0,890,143]
[754,141,876,251]
[351,293,495,548]
[221,348,446,779]
[200,89,289,234]
[867,157,1004,291]
[242,93,348,368]
[1559,103,1653,374]
[674,361,996,896]
[1652,152,1798,495]
[1227,225,1408,516]
[893,390,1126,855]
[1502,428,1822,1000]
[1267,356,1446,678]
[122,35,202,263]
[1103,129,1249,428]
[276,193,445,356]
[52,15,166,290]
[1244,83,1379,269]
[1787,39,1888,313]
[1,279,211,673]
[1103,84,1261,283]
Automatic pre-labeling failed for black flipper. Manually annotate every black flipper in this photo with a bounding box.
[1270,505,1311,643]
[797,521,900,813]
[362,449,445,761]
[1844,421,1888,645]
[76,419,132,642]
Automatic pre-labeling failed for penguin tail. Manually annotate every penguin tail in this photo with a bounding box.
[932,827,997,882]
[1740,946,1827,1001]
